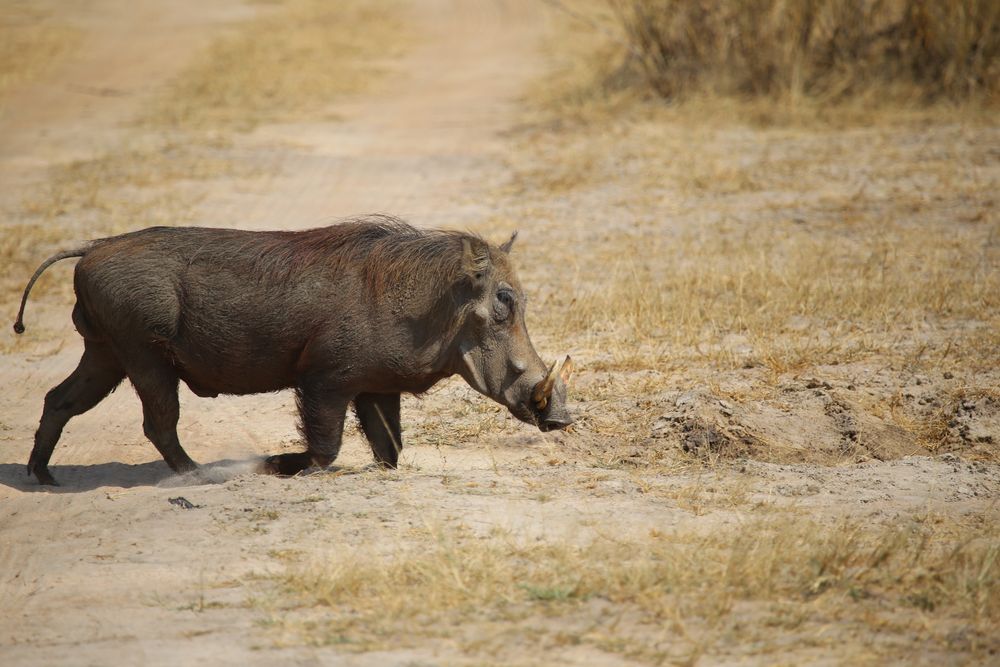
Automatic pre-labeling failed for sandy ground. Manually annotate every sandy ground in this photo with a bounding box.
[1,1,997,666]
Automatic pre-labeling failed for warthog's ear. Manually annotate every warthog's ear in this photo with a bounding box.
[500,231,518,254]
[462,237,490,281]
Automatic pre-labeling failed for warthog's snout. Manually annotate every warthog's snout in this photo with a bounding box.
[539,411,572,432]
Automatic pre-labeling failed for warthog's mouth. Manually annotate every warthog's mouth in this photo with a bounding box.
[509,399,573,432]
[537,413,572,432]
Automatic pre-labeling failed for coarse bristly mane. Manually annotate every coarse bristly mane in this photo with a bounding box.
[250,215,484,295]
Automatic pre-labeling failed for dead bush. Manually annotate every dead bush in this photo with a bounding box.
[612,0,1000,104]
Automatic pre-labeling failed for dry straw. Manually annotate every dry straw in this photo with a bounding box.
[613,0,1000,105]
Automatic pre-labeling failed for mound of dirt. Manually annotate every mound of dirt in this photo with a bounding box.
[941,393,999,459]
[650,381,926,464]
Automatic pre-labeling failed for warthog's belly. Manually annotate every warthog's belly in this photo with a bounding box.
[171,345,299,397]
[177,368,294,397]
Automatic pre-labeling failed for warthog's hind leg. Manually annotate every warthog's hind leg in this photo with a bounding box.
[264,381,349,477]
[354,392,402,468]
[29,342,125,485]
[128,358,197,475]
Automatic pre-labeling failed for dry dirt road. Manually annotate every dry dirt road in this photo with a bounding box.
[1,2,997,666]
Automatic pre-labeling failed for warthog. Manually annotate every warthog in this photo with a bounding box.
[14,216,573,485]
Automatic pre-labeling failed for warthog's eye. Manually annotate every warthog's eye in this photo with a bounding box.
[494,288,516,322]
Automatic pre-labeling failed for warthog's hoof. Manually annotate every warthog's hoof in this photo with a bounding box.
[169,459,199,475]
[262,452,314,477]
[27,463,59,487]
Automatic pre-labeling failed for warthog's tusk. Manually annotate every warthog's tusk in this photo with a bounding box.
[532,360,558,410]
[460,342,488,395]
[533,356,570,410]
[559,356,574,385]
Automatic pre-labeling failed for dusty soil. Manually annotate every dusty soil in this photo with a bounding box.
[1,1,997,666]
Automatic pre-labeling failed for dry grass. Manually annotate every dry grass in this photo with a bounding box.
[550,215,999,374]
[142,0,407,132]
[0,3,78,106]
[505,116,1000,374]
[534,1,1000,125]
[262,512,999,660]
[611,0,1000,106]
[21,140,244,221]
[479,1,1000,468]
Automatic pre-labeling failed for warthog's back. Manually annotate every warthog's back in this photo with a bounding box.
[73,225,374,396]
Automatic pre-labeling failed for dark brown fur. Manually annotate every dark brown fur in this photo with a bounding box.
[15,216,572,485]
[200,215,471,294]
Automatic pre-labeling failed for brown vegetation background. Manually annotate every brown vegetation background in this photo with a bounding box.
[614,0,999,103]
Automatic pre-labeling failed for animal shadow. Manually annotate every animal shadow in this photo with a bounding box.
[0,458,264,493]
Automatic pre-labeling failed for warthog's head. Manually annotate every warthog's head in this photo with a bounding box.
[452,233,573,432]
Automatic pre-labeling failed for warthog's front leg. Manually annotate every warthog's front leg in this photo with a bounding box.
[354,392,402,468]
[264,382,350,476]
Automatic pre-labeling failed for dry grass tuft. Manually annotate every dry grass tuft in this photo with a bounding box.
[265,513,999,659]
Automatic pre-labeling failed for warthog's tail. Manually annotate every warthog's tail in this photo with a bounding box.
[13,247,90,334]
